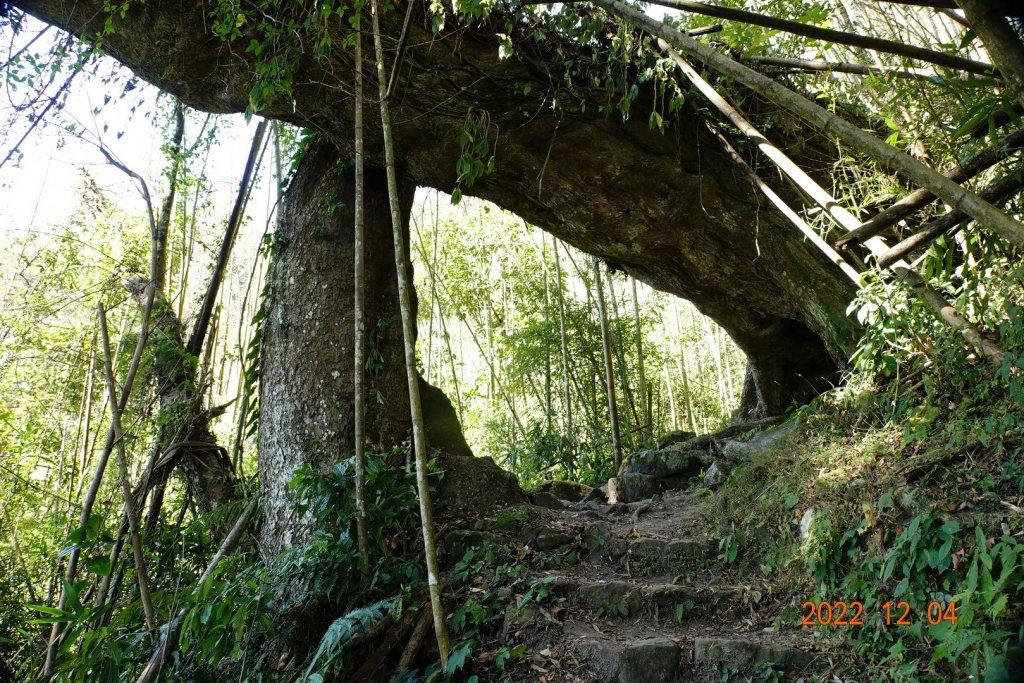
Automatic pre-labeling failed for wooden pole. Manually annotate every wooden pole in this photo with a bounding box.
[593,257,623,471]
[370,0,451,669]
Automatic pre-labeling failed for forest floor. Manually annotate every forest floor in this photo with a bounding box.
[495,490,824,682]
[440,422,837,683]
[432,395,1024,683]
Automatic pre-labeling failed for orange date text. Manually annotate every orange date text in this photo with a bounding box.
[800,600,957,627]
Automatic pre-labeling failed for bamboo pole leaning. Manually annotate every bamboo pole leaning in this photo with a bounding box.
[97,303,157,633]
[704,123,862,285]
[594,0,1024,248]
[42,286,156,677]
[836,125,1024,248]
[606,0,994,75]
[369,0,452,671]
[747,55,940,80]
[186,119,268,358]
[656,44,1005,364]
[877,174,1024,267]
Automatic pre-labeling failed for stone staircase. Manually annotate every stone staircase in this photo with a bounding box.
[455,456,821,682]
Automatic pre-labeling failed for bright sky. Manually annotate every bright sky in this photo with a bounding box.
[0,17,269,245]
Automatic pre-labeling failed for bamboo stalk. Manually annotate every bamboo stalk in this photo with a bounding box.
[877,174,1024,267]
[658,44,1005,363]
[98,303,157,632]
[747,55,940,80]
[631,278,650,437]
[593,257,622,472]
[369,0,452,669]
[42,286,155,676]
[353,9,371,577]
[836,126,1024,248]
[596,0,1024,247]
[595,0,994,75]
[704,123,861,284]
[187,120,268,357]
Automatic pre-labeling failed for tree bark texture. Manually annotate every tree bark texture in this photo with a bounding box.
[17,0,861,418]
[257,139,475,562]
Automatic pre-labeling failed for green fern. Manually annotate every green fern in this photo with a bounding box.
[302,598,394,679]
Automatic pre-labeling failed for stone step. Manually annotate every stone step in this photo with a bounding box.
[692,636,814,680]
[574,632,815,683]
[576,636,682,683]
[548,578,746,621]
[583,521,716,575]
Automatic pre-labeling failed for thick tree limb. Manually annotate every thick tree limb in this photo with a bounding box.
[186,119,268,358]
[152,101,185,292]
[956,0,1024,107]
[13,0,864,415]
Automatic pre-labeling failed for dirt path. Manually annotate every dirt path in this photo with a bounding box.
[469,487,823,682]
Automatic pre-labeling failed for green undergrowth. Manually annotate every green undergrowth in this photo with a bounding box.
[713,356,1024,679]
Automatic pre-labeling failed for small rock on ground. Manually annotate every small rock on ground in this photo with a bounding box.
[529,491,566,510]
[531,528,574,550]
[619,450,706,479]
[608,473,664,503]
[536,479,593,502]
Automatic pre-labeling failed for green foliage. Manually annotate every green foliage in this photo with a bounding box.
[719,532,743,566]
[452,109,497,204]
[303,598,395,679]
[501,422,613,487]
[208,0,363,113]
[413,195,745,482]
[284,447,429,606]
[716,283,1024,681]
